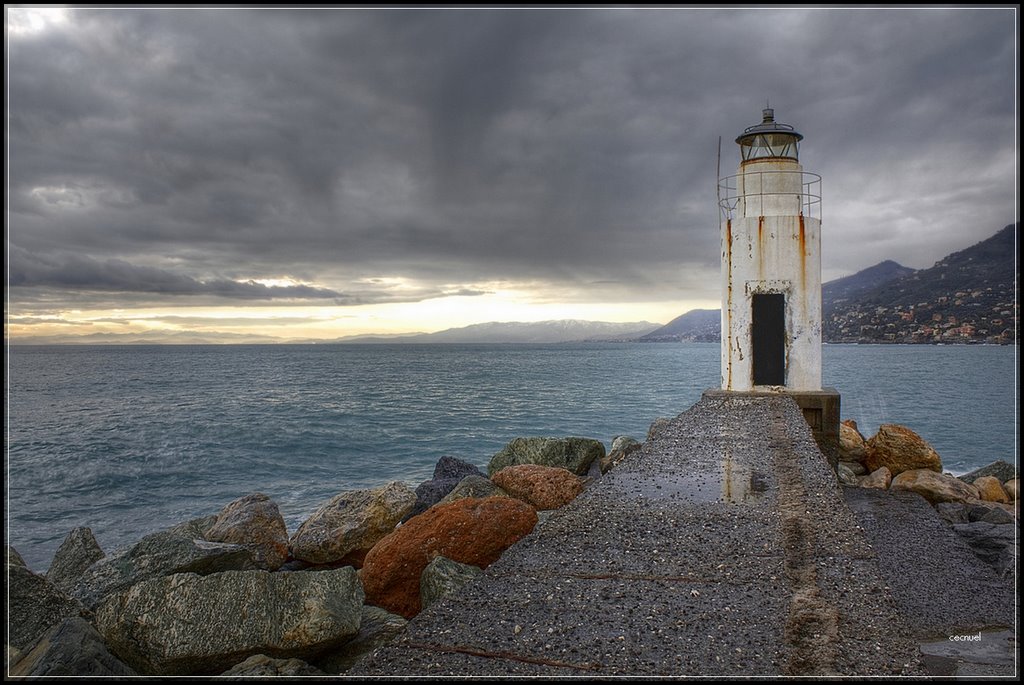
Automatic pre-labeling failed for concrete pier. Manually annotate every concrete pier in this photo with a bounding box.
[352,394,932,676]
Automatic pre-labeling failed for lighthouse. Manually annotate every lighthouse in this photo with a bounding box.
[716,107,839,461]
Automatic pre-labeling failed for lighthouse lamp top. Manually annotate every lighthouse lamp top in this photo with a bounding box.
[735,107,803,162]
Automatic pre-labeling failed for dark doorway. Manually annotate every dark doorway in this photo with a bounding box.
[752,293,785,386]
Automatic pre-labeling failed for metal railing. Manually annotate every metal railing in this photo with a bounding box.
[717,170,821,222]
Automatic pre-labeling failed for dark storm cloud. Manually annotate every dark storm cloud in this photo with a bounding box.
[7,7,1017,312]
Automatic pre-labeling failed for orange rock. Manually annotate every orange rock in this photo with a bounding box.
[838,421,867,462]
[859,466,891,490]
[361,497,537,619]
[972,476,1009,503]
[491,465,585,510]
[865,424,942,476]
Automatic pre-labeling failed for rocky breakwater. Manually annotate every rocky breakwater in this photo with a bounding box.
[836,421,1018,577]
[7,433,627,677]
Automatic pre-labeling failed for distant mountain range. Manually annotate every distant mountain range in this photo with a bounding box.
[823,223,1017,343]
[632,223,1017,344]
[334,319,660,344]
[11,225,1015,346]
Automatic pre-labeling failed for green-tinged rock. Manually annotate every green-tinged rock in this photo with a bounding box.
[314,606,407,675]
[957,460,1018,485]
[220,654,325,676]
[47,527,105,592]
[71,530,258,610]
[8,565,89,651]
[290,481,417,565]
[10,617,136,677]
[487,437,605,476]
[8,545,27,568]
[95,567,364,675]
[204,493,290,570]
[438,475,509,505]
[837,462,859,486]
[420,556,482,611]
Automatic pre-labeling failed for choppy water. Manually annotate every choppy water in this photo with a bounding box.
[6,343,1018,571]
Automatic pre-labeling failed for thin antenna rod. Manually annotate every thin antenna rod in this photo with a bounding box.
[716,136,722,212]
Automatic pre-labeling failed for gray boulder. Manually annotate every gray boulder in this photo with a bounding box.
[957,460,1018,484]
[420,555,482,611]
[438,475,509,505]
[71,529,258,610]
[432,455,484,481]
[290,481,417,565]
[9,617,135,677]
[96,567,364,675]
[601,436,642,473]
[487,437,605,476]
[315,606,407,675]
[204,493,290,571]
[836,462,859,486]
[935,502,969,525]
[952,522,1017,577]
[966,500,1016,524]
[647,417,672,441]
[47,527,105,592]
[221,654,325,676]
[404,457,485,521]
[8,565,89,651]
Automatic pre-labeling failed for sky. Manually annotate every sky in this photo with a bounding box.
[5,6,1019,342]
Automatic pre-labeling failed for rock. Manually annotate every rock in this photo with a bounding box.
[420,556,483,611]
[220,654,325,676]
[95,567,363,675]
[838,421,867,462]
[890,469,980,505]
[935,502,969,525]
[432,455,484,481]
[647,417,671,441]
[972,476,1009,504]
[957,460,1018,485]
[491,464,586,510]
[438,475,509,504]
[8,565,89,651]
[966,500,1016,524]
[404,457,485,522]
[601,436,642,473]
[8,545,27,568]
[71,529,258,610]
[840,460,867,476]
[865,424,942,476]
[203,493,289,571]
[859,466,892,490]
[951,522,1017,577]
[314,606,407,675]
[166,514,219,539]
[487,437,605,477]
[9,617,136,677]
[836,462,859,486]
[1005,479,1019,501]
[361,496,537,619]
[290,481,416,566]
[46,527,105,592]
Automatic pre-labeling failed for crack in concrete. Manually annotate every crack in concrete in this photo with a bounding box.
[770,416,839,676]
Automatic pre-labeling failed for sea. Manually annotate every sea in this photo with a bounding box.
[6,342,1019,572]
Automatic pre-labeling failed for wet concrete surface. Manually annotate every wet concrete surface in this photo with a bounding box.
[352,394,934,677]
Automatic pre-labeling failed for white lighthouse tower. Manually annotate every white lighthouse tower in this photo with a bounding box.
[716,107,839,461]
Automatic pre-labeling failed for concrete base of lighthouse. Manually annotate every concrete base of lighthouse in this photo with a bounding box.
[703,387,841,468]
